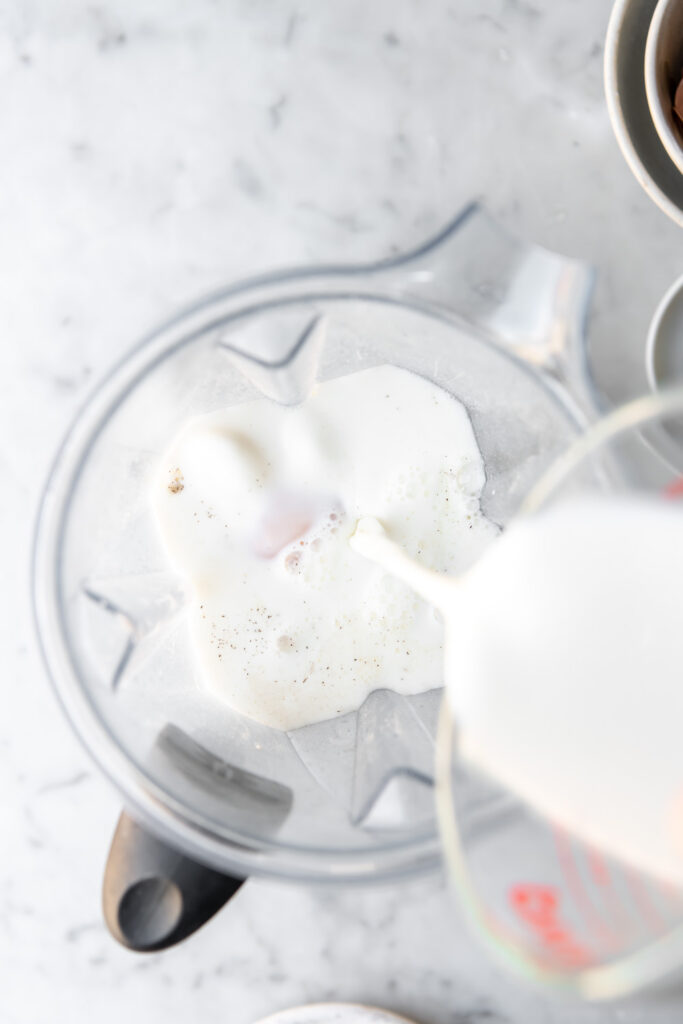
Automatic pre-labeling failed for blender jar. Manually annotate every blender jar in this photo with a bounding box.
[32,204,593,949]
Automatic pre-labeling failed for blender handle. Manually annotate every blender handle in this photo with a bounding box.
[374,203,597,417]
[102,812,244,951]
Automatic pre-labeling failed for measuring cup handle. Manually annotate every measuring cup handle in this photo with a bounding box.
[380,203,597,416]
[102,811,244,951]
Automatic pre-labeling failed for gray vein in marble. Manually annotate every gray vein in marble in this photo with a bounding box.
[285,11,302,47]
[65,921,103,943]
[270,94,289,129]
[233,158,267,199]
[37,771,91,795]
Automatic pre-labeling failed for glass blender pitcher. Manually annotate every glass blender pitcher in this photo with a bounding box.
[32,204,593,952]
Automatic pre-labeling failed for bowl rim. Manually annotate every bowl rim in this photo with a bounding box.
[604,0,683,227]
[644,0,683,175]
[645,269,683,391]
[254,1006,419,1024]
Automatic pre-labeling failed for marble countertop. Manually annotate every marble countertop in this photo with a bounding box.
[4,1,683,1022]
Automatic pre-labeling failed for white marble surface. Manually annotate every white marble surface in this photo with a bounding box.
[4,1,683,1022]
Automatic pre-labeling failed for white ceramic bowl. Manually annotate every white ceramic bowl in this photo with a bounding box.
[255,1007,418,1024]
[645,0,683,175]
[646,270,683,390]
[605,0,683,226]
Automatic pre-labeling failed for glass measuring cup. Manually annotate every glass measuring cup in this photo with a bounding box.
[436,386,683,999]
